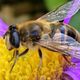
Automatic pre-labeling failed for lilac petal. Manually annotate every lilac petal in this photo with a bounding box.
[64,71,80,80]
[64,0,80,24]
[64,17,71,24]
[64,67,80,79]
[71,57,80,63]
[63,58,80,80]
[0,31,5,37]
[0,19,8,37]
[62,73,74,80]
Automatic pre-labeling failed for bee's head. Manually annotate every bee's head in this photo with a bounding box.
[4,25,20,50]
[20,23,43,43]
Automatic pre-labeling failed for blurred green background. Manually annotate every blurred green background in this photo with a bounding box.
[0,0,80,31]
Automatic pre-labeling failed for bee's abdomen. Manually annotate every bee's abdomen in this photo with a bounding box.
[59,26,65,34]
[67,29,76,40]
[49,24,66,38]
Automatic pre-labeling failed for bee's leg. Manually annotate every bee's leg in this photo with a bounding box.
[8,51,15,62]
[8,50,19,62]
[19,49,33,71]
[35,48,42,79]
[9,49,29,62]
[19,48,29,57]
[38,48,42,70]
[62,54,75,66]
[62,54,71,64]
[10,50,19,73]
[10,49,29,73]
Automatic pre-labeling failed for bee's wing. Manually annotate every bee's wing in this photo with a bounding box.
[37,0,80,22]
[36,33,80,59]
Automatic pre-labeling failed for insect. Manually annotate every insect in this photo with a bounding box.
[4,0,80,72]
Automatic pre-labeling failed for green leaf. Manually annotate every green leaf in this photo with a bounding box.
[69,10,80,32]
[44,0,68,11]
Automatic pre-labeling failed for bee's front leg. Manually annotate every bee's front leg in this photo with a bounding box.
[8,49,19,62]
[10,49,29,73]
[10,50,19,73]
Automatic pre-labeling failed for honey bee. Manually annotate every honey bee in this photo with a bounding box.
[4,0,80,72]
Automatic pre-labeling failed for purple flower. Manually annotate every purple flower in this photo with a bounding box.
[0,0,80,79]
[63,57,80,80]
[0,19,8,37]
[63,0,80,79]
[64,0,80,24]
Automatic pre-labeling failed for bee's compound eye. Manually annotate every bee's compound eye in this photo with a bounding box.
[10,30,20,48]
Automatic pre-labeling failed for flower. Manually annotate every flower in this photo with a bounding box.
[0,19,8,37]
[62,57,80,80]
[64,0,80,24]
[0,18,80,80]
[0,19,70,80]
[0,38,70,80]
